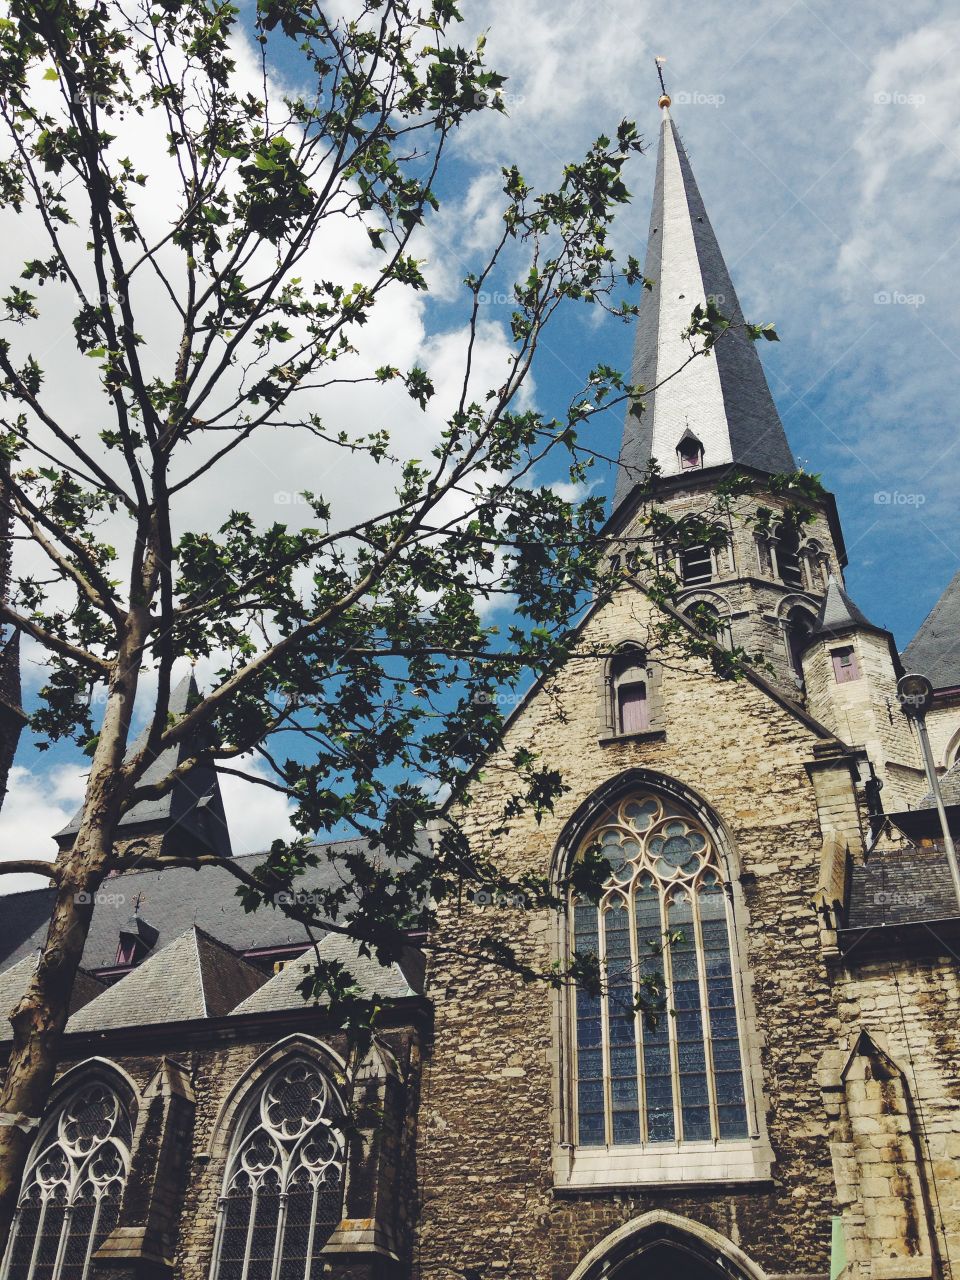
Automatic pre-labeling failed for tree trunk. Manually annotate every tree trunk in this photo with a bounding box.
[0,601,151,1256]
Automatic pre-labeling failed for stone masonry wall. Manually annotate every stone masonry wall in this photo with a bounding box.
[826,953,960,1277]
[802,631,925,812]
[615,482,842,697]
[417,585,860,1280]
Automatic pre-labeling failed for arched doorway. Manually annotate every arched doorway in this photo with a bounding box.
[623,1242,731,1280]
[567,1211,766,1280]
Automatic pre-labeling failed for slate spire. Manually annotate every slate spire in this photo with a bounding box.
[810,574,879,639]
[614,100,796,511]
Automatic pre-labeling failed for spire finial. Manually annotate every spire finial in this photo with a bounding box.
[655,56,671,109]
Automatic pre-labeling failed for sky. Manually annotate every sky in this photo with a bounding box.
[1,0,958,875]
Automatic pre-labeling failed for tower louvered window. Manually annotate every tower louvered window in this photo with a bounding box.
[572,791,749,1148]
[212,1059,345,1280]
[2,1079,132,1280]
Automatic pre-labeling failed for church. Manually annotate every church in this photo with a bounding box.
[0,93,959,1280]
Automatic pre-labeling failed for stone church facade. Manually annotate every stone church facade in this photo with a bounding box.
[1,98,960,1280]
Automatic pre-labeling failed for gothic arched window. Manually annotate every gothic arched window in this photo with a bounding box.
[3,1076,132,1280]
[572,790,749,1148]
[212,1057,345,1280]
[785,605,816,680]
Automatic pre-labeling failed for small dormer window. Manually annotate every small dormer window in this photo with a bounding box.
[115,910,159,968]
[677,432,704,470]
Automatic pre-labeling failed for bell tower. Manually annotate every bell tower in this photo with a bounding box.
[609,94,848,697]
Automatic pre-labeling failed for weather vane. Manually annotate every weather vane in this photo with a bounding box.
[655,55,671,109]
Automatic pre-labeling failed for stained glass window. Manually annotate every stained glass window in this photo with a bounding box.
[571,791,749,1147]
[2,1079,132,1280]
[212,1059,345,1280]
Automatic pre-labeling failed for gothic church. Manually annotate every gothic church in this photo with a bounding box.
[1,96,959,1280]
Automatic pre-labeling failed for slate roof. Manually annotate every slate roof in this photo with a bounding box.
[918,759,960,809]
[614,107,796,513]
[809,575,878,639]
[56,673,232,858]
[0,833,430,972]
[902,568,960,691]
[66,927,268,1032]
[0,957,107,1040]
[231,934,424,1016]
[845,841,960,931]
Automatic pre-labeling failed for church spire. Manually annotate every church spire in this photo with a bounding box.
[614,97,796,512]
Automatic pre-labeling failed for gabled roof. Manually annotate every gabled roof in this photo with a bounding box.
[0,833,430,972]
[901,568,960,691]
[0,957,107,1041]
[230,933,423,1016]
[55,672,232,858]
[66,927,267,1032]
[614,105,796,513]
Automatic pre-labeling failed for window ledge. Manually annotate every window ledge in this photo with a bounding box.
[552,1138,773,1191]
[598,729,666,746]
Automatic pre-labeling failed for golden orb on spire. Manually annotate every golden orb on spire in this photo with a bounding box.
[658,93,671,109]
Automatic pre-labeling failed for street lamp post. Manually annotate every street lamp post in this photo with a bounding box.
[897,672,960,911]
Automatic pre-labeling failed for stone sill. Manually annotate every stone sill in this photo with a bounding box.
[598,729,666,747]
[553,1140,773,1192]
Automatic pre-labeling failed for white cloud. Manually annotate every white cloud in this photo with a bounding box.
[0,763,86,892]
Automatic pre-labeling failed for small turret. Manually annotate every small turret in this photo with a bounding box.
[801,577,922,809]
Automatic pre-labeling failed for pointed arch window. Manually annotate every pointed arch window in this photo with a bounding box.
[773,525,804,590]
[785,605,816,680]
[212,1057,345,1280]
[572,791,749,1148]
[2,1077,133,1280]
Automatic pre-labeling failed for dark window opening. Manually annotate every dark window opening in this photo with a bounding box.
[776,528,804,589]
[680,545,713,585]
[786,607,816,680]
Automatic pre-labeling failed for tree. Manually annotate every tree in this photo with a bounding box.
[0,0,812,1247]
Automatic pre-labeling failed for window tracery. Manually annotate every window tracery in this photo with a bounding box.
[212,1058,345,1280]
[2,1078,132,1280]
[572,791,749,1148]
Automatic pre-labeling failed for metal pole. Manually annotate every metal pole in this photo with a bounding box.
[912,713,960,911]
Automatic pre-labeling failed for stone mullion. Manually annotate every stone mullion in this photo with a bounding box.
[690,877,720,1142]
[268,1189,288,1280]
[49,1200,72,1280]
[598,897,614,1148]
[239,1184,259,1280]
[627,875,648,1147]
[659,881,682,1144]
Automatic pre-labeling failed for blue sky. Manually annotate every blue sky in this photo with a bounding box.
[1,1,958,868]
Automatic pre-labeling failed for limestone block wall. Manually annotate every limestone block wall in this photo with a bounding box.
[825,956,960,1279]
[614,483,842,696]
[925,695,960,772]
[417,586,860,1280]
[802,632,924,812]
